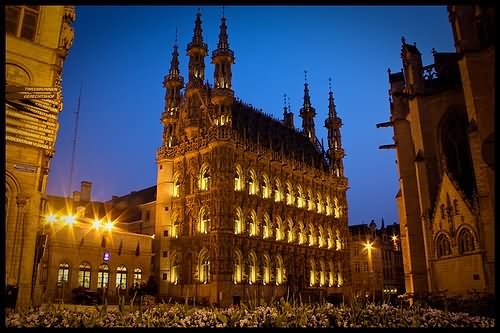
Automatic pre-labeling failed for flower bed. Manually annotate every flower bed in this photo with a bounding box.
[5,299,495,328]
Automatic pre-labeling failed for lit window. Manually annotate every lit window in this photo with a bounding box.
[458,228,475,254]
[274,180,282,202]
[234,209,244,234]
[309,259,316,287]
[233,250,243,284]
[57,262,70,287]
[317,193,323,214]
[78,262,91,289]
[5,6,40,41]
[249,211,258,236]
[234,165,243,191]
[248,252,257,284]
[296,186,304,208]
[275,256,285,285]
[173,176,180,197]
[248,170,258,195]
[262,254,271,285]
[325,196,332,216]
[437,234,452,258]
[116,265,127,290]
[97,264,109,288]
[198,208,209,234]
[285,183,294,205]
[307,190,314,211]
[308,224,316,246]
[287,219,295,243]
[199,250,210,284]
[275,217,284,241]
[199,166,210,191]
[336,230,342,250]
[298,223,306,245]
[133,268,142,287]
[261,174,270,199]
[263,214,272,239]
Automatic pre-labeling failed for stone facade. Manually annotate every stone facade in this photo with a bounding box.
[154,12,351,306]
[349,221,404,302]
[5,5,75,308]
[379,5,495,298]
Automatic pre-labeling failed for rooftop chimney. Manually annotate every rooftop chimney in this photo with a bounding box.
[80,181,92,202]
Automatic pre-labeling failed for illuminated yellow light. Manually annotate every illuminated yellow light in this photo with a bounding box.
[151,234,155,239]
[392,235,398,242]
[93,219,101,230]
[364,241,373,250]
[63,215,76,225]
[46,214,57,223]
[105,221,113,231]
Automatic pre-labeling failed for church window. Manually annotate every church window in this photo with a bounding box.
[173,175,180,197]
[309,258,317,287]
[307,189,314,211]
[133,267,142,286]
[248,170,257,195]
[275,255,285,285]
[198,249,210,284]
[115,265,127,290]
[319,259,326,287]
[234,165,243,191]
[436,234,452,258]
[275,217,284,241]
[97,264,109,288]
[296,185,304,208]
[285,182,294,205]
[248,251,257,284]
[263,213,272,239]
[334,197,341,218]
[233,250,243,284]
[308,224,316,246]
[57,262,70,287]
[261,174,271,199]
[234,208,244,234]
[458,228,475,254]
[262,254,271,285]
[298,223,306,245]
[249,210,258,236]
[274,179,282,202]
[317,193,323,214]
[286,218,295,243]
[325,196,332,215]
[170,255,179,285]
[336,230,342,250]
[327,228,334,249]
[199,165,210,191]
[198,207,209,234]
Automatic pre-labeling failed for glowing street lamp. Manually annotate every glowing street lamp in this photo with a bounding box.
[46,214,57,224]
[104,221,113,232]
[62,215,76,225]
[93,219,101,230]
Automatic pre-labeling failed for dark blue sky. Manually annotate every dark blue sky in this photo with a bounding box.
[47,5,455,226]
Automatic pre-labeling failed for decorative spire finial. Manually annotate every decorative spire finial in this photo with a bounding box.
[431,47,437,55]
[387,67,391,75]
[175,27,178,46]
[283,93,287,108]
[328,77,332,93]
[288,97,291,110]
[222,5,225,18]
[304,70,308,84]
[401,36,406,45]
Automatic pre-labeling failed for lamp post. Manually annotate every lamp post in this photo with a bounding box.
[364,240,374,302]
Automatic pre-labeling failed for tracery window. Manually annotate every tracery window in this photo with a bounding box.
[248,251,258,284]
[199,165,210,191]
[436,234,452,258]
[78,262,91,289]
[325,196,332,216]
[170,255,179,284]
[285,182,294,206]
[261,174,271,199]
[249,210,258,236]
[286,218,295,243]
[296,185,305,208]
[274,179,282,202]
[317,193,323,214]
[248,170,258,195]
[263,213,272,239]
[298,223,306,245]
[336,230,342,250]
[327,228,334,249]
[334,197,340,218]
[328,261,335,287]
[308,224,316,246]
[234,165,243,191]
[275,217,284,241]
[458,228,475,254]
[173,175,180,197]
[318,226,326,248]
[198,207,209,234]
[275,255,285,285]
[234,208,244,234]
[319,259,326,287]
[309,258,317,287]
[172,217,180,238]
[133,267,142,287]
[307,189,314,211]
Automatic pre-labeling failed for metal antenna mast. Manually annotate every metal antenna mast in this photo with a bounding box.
[68,82,82,196]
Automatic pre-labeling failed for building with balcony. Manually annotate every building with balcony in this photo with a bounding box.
[5,5,75,308]
[154,11,351,306]
[378,5,494,298]
[349,220,404,302]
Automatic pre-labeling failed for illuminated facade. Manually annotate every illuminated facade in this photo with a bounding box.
[34,181,153,304]
[155,11,350,306]
[5,5,75,308]
[379,5,495,298]
[349,221,404,301]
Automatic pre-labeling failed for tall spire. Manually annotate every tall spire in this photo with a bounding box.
[211,7,235,127]
[161,31,184,147]
[187,10,208,85]
[299,70,316,142]
[283,93,294,128]
[324,77,345,177]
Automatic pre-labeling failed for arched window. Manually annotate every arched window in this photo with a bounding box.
[327,228,334,249]
[286,218,295,243]
[337,261,343,286]
[261,174,270,199]
[116,265,127,290]
[262,254,271,285]
[336,229,342,250]
[318,226,325,248]
[296,185,304,208]
[334,197,340,218]
[308,224,316,246]
[285,182,294,206]
[275,217,284,241]
[458,228,475,254]
[319,259,326,287]
[328,260,335,287]
[78,262,91,289]
[249,210,258,236]
[317,193,323,214]
[298,223,306,245]
[133,267,142,287]
[172,215,180,238]
[97,264,109,288]
[57,262,70,287]
[199,165,210,191]
[274,179,282,202]
[263,213,272,239]
[199,249,210,284]
[248,169,257,195]
[325,196,332,216]
[275,255,285,285]
[309,258,317,287]
[248,251,257,284]
[234,208,244,234]
[198,207,209,234]
[234,165,243,191]
[173,175,180,198]
[307,189,314,211]
[233,249,243,284]
[436,234,452,258]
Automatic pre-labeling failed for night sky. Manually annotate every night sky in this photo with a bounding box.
[46,5,455,226]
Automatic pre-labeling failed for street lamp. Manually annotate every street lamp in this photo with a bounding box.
[364,240,374,302]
